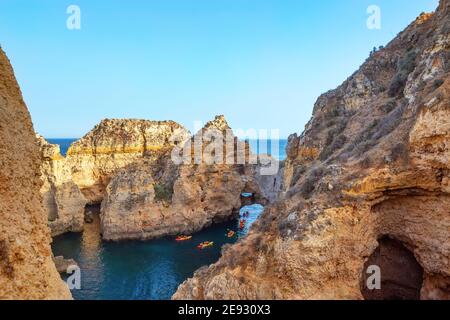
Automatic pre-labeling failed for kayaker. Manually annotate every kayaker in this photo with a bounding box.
[197,241,214,249]
[176,235,192,241]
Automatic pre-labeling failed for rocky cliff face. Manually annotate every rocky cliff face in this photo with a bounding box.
[0,49,71,299]
[174,0,450,300]
[37,135,87,236]
[66,119,190,204]
[41,114,279,240]
[100,116,264,241]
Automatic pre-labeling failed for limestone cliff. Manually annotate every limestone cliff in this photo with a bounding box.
[0,49,71,299]
[100,116,263,240]
[37,135,87,236]
[174,0,450,300]
[66,119,190,204]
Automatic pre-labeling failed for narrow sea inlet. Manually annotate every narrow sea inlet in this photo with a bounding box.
[52,204,264,300]
[50,137,280,299]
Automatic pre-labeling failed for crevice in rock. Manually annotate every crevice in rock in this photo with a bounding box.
[47,186,59,222]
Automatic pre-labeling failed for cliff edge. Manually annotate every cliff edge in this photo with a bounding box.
[0,49,71,299]
[174,0,450,300]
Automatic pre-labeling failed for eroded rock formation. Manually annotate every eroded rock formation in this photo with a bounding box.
[100,115,268,240]
[37,114,279,240]
[173,0,450,300]
[0,49,71,299]
[66,119,190,204]
[37,135,87,236]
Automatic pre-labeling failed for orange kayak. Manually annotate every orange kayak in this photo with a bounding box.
[227,231,236,238]
[176,235,192,241]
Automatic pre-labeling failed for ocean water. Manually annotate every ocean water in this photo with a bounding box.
[47,138,288,160]
[47,138,77,156]
[52,204,264,300]
[247,139,288,161]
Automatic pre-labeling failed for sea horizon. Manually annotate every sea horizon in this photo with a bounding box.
[48,138,289,160]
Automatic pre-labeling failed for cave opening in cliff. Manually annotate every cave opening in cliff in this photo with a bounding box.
[361,236,424,300]
[84,204,100,224]
[241,192,256,206]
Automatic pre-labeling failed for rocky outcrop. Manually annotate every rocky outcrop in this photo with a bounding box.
[100,116,261,240]
[101,159,246,240]
[41,115,280,240]
[53,256,78,274]
[251,159,284,204]
[173,0,450,300]
[0,48,71,299]
[66,119,190,204]
[37,135,87,236]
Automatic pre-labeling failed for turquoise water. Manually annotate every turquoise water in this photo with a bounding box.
[48,138,288,160]
[51,204,264,300]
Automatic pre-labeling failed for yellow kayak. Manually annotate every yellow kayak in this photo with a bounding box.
[197,241,214,249]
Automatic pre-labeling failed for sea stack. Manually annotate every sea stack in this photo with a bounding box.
[65,118,191,204]
[100,115,263,240]
[37,135,87,236]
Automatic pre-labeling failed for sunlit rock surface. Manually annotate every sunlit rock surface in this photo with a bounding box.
[66,118,191,204]
[37,135,87,236]
[100,115,273,240]
[173,0,450,300]
[0,48,71,299]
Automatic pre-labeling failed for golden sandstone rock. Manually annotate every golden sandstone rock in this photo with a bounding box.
[173,0,450,300]
[0,48,71,299]
[0,0,449,301]
[65,118,191,204]
[36,135,87,236]
[100,116,270,241]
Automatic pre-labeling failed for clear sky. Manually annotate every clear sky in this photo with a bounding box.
[0,0,439,138]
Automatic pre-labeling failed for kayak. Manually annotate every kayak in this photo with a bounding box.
[197,241,214,249]
[176,235,192,241]
[226,230,236,238]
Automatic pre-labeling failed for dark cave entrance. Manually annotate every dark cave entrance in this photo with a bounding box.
[361,236,424,300]
[84,204,100,224]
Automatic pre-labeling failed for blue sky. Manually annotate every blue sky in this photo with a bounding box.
[0,0,439,138]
